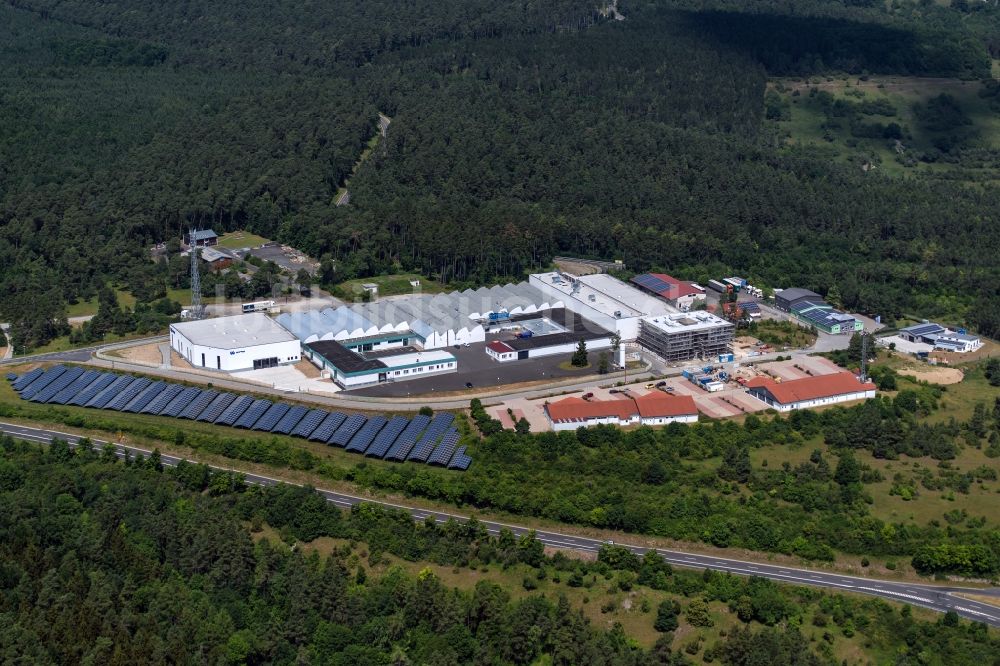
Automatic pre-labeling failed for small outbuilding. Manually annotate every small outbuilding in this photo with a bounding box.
[185,229,219,247]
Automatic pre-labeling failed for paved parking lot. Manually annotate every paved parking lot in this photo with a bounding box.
[347,338,594,397]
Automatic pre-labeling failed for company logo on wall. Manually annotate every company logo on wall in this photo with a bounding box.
[229,350,246,356]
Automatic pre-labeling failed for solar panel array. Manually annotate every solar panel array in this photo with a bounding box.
[448,446,473,471]
[7,368,471,470]
[345,415,387,453]
[632,273,674,297]
[407,413,455,462]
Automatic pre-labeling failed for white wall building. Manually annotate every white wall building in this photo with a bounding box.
[170,314,301,372]
[305,339,457,388]
[529,272,674,341]
[746,372,876,412]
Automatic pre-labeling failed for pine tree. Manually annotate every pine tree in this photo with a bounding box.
[571,339,589,367]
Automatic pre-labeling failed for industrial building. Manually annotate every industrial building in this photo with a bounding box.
[637,312,734,363]
[169,314,301,372]
[304,340,457,388]
[484,309,614,362]
[900,322,982,353]
[185,229,218,247]
[774,288,821,312]
[277,282,563,350]
[529,272,674,340]
[790,301,864,335]
[631,273,706,311]
[745,372,876,411]
[199,246,237,271]
[545,393,698,431]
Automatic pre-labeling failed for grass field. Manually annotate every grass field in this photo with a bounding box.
[66,289,138,318]
[746,319,817,348]
[217,231,271,249]
[334,273,446,299]
[65,288,192,318]
[770,76,1000,179]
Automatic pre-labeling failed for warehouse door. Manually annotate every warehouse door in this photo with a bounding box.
[518,350,529,360]
[253,357,279,370]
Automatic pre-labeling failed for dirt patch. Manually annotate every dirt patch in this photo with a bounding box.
[554,260,601,276]
[110,342,163,366]
[897,366,964,385]
[170,350,193,370]
[544,546,597,561]
[295,360,320,378]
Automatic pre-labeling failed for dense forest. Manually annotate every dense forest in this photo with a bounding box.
[2,435,998,664]
[1,0,1000,349]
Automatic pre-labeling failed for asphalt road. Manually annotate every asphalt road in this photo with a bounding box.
[0,336,169,366]
[2,421,998,627]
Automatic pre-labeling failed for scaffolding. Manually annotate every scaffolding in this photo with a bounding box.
[637,314,734,363]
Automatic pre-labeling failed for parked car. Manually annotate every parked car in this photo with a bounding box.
[655,380,667,388]
[582,392,594,400]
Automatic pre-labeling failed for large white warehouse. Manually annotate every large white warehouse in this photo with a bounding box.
[169,314,301,372]
[529,272,675,341]
[277,283,564,350]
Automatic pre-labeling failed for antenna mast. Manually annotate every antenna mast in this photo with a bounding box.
[860,332,869,382]
[189,229,204,320]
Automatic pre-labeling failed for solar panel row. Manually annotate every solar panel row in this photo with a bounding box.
[428,429,460,466]
[365,415,410,458]
[6,368,471,469]
[345,415,387,453]
[633,273,672,296]
[384,414,430,461]
[330,414,366,447]
[273,405,309,434]
[310,411,347,442]
[234,399,273,429]
[291,409,328,438]
[448,446,473,471]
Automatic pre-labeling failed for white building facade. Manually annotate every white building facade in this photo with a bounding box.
[170,314,301,372]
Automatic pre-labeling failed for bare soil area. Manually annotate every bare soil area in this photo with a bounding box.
[170,350,194,370]
[108,342,163,366]
[295,360,321,378]
[897,366,964,385]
